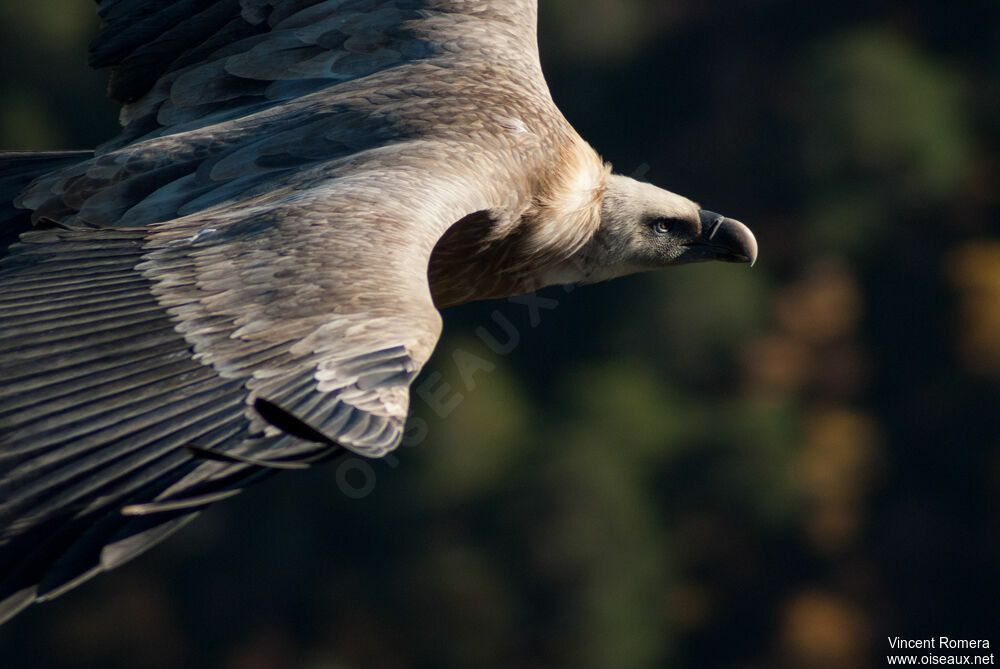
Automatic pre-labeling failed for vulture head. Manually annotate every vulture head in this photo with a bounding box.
[575,174,758,285]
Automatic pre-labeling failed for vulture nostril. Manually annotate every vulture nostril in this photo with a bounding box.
[707,216,724,240]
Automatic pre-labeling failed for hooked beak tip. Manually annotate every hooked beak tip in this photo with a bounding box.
[696,210,758,266]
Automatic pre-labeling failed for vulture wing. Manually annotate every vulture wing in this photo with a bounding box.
[0,0,571,622]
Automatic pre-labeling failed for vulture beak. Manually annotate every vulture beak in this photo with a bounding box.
[682,210,758,266]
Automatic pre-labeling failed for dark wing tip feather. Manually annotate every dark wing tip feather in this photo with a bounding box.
[253,397,338,446]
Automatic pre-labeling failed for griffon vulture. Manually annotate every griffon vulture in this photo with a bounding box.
[0,0,757,623]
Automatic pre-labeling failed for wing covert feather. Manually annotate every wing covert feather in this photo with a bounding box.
[90,0,541,145]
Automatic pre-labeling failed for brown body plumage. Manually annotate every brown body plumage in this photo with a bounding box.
[0,0,756,624]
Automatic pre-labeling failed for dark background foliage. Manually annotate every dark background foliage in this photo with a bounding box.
[1,1,998,667]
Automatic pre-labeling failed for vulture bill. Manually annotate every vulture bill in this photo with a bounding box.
[0,0,757,624]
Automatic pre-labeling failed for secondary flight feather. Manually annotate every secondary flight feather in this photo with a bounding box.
[0,0,757,623]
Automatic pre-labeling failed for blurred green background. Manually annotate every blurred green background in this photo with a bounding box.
[1,1,998,667]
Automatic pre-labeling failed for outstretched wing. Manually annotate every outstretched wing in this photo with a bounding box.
[1,0,563,622]
[0,147,489,623]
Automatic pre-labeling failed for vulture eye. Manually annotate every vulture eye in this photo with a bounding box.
[651,217,677,235]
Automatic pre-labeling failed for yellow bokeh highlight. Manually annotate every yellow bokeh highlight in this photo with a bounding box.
[793,408,881,552]
[781,590,870,669]
[948,241,1000,374]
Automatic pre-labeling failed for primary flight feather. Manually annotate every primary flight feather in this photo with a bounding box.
[0,0,757,623]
